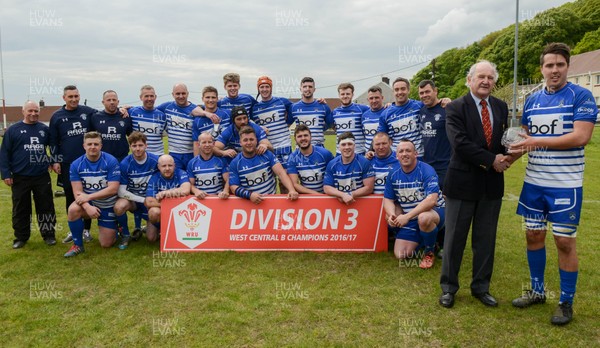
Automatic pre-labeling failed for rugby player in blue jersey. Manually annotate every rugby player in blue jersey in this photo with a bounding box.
[145,155,191,235]
[252,75,294,193]
[188,132,230,200]
[287,124,334,194]
[378,77,425,152]
[217,73,257,126]
[290,77,333,147]
[156,83,197,170]
[214,106,272,159]
[1,101,57,248]
[361,86,386,154]
[369,132,400,251]
[333,83,369,155]
[323,132,374,205]
[379,78,450,152]
[114,132,159,246]
[383,139,445,269]
[508,43,599,325]
[229,126,298,204]
[192,86,229,155]
[64,132,121,257]
[369,132,400,195]
[128,85,167,156]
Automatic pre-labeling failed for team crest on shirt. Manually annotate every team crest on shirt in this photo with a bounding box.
[80,114,87,120]
[434,114,441,121]
[119,121,125,127]
[39,130,45,137]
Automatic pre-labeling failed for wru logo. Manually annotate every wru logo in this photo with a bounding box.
[178,203,206,230]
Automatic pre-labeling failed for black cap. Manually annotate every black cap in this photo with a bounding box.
[230,106,248,123]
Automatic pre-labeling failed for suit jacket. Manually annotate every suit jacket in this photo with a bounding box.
[443,93,508,201]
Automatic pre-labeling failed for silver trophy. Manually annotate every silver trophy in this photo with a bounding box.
[501,127,527,150]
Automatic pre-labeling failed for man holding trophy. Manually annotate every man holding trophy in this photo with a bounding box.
[508,42,598,326]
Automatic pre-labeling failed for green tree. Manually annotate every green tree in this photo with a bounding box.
[572,28,600,54]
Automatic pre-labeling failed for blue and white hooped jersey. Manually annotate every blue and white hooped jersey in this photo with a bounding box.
[192,108,228,141]
[229,151,279,194]
[252,97,293,154]
[186,155,228,194]
[218,94,257,127]
[119,153,159,197]
[291,100,333,146]
[128,106,167,155]
[70,152,120,209]
[378,99,424,152]
[370,152,400,194]
[361,107,385,153]
[157,101,197,155]
[323,155,374,194]
[332,103,369,155]
[522,82,598,188]
[287,146,334,193]
[384,160,444,218]
[146,169,189,198]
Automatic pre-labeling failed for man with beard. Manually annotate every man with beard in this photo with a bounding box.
[287,124,334,194]
[252,76,294,193]
[361,86,386,154]
[332,83,369,155]
[229,126,298,204]
[114,132,159,246]
[214,106,272,159]
[290,77,333,147]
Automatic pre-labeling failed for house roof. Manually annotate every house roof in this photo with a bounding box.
[2,105,62,124]
[354,81,394,105]
[568,49,600,76]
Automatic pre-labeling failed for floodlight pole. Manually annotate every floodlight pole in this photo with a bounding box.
[512,0,519,127]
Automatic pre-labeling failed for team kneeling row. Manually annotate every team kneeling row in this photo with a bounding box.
[15,122,443,262]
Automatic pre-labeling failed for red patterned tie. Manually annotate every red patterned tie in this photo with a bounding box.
[480,99,492,148]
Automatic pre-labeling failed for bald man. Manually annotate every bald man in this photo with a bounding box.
[156,84,197,170]
[1,101,57,249]
[145,154,191,242]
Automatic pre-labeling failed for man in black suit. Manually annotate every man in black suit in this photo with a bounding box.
[439,60,511,308]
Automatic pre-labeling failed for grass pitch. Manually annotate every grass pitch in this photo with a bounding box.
[1,131,599,347]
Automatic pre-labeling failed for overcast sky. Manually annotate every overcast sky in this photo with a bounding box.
[1,0,571,109]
